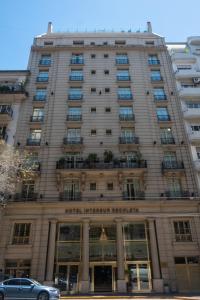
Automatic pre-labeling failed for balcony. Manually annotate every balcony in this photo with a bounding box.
[179,86,200,98]
[116,58,129,65]
[118,94,133,100]
[171,52,196,62]
[161,137,175,145]
[59,191,81,201]
[68,94,83,100]
[175,69,200,79]
[63,137,83,145]
[157,115,171,122]
[33,95,46,102]
[0,106,13,122]
[148,59,160,65]
[66,114,82,121]
[70,58,84,65]
[162,161,184,173]
[39,59,51,66]
[119,136,139,144]
[154,95,167,101]
[14,192,38,202]
[69,75,84,81]
[30,116,44,123]
[26,138,41,146]
[116,75,131,81]
[183,108,200,119]
[119,114,135,121]
[189,131,200,143]
[123,191,145,200]
[0,84,25,94]
[151,76,163,82]
[165,190,190,199]
[36,77,49,83]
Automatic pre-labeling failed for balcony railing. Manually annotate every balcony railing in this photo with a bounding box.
[69,75,84,81]
[123,191,145,200]
[0,107,13,117]
[119,136,139,144]
[39,59,51,66]
[63,137,83,145]
[36,77,49,82]
[175,234,192,242]
[165,190,190,199]
[0,84,25,94]
[30,116,44,122]
[118,94,133,100]
[161,137,175,145]
[154,95,167,101]
[66,114,82,121]
[68,94,83,100]
[26,138,41,146]
[70,58,84,65]
[151,76,163,82]
[56,158,147,169]
[157,115,171,121]
[59,191,81,201]
[14,192,38,201]
[162,161,184,170]
[116,58,129,65]
[33,95,46,101]
[119,114,135,121]
[148,59,160,65]
[117,75,131,81]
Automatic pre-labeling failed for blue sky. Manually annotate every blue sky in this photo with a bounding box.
[0,0,200,70]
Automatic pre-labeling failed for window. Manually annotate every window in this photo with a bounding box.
[90,42,95,45]
[34,89,47,101]
[151,70,162,81]
[116,54,129,64]
[160,127,174,144]
[90,107,96,113]
[21,180,35,200]
[173,221,192,242]
[66,128,81,143]
[36,71,49,82]
[39,54,51,66]
[68,87,83,100]
[12,223,31,244]
[90,183,96,191]
[0,105,12,116]
[63,180,80,201]
[44,41,53,45]
[104,70,109,75]
[91,88,96,93]
[123,178,143,200]
[91,70,96,75]
[67,107,82,121]
[177,65,192,70]
[163,152,177,168]
[105,88,110,93]
[186,102,200,108]
[196,147,200,159]
[27,129,41,145]
[31,108,44,122]
[117,70,130,81]
[71,54,84,64]
[91,129,97,136]
[103,42,108,45]
[145,41,154,45]
[69,70,83,81]
[153,88,167,100]
[5,260,31,278]
[4,279,21,286]
[156,107,170,121]
[0,126,7,141]
[104,54,109,58]
[119,107,134,121]
[91,54,96,58]
[191,125,200,132]
[105,107,111,113]
[120,128,136,144]
[148,54,160,65]
[167,178,182,197]
[106,129,112,136]
[107,182,113,190]
[118,87,132,99]
[115,40,126,45]
[73,40,84,45]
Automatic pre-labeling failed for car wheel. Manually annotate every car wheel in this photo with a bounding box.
[0,293,4,300]
[37,291,49,300]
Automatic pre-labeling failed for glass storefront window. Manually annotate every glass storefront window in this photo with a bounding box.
[125,241,148,260]
[124,223,146,240]
[57,243,80,262]
[59,224,80,241]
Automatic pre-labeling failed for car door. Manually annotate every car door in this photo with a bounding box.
[18,279,36,299]
[4,278,21,299]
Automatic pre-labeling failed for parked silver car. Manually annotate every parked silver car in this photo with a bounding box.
[0,278,60,300]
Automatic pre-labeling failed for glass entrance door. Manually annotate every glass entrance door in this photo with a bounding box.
[94,265,112,292]
[127,263,151,292]
[56,265,79,293]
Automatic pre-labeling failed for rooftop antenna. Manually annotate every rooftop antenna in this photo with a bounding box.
[47,22,53,34]
[147,21,152,33]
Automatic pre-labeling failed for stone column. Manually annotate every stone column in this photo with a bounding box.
[80,218,90,293]
[45,219,57,285]
[115,218,127,292]
[148,218,163,292]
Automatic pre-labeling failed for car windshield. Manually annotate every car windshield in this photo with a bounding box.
[30,279,42,286]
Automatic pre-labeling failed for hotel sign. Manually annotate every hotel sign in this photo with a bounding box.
[65,207,139,214]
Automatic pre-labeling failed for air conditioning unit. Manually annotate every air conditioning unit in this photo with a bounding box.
[193,77,200,84]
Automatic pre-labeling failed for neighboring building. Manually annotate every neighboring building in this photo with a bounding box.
[168,37,200,193]
[0,23,200,294]
[0,71,29,145]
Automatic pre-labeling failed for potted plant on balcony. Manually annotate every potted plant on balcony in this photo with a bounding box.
[86,153,98,168]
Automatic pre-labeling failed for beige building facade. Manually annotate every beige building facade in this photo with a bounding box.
[0,23,200,294]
